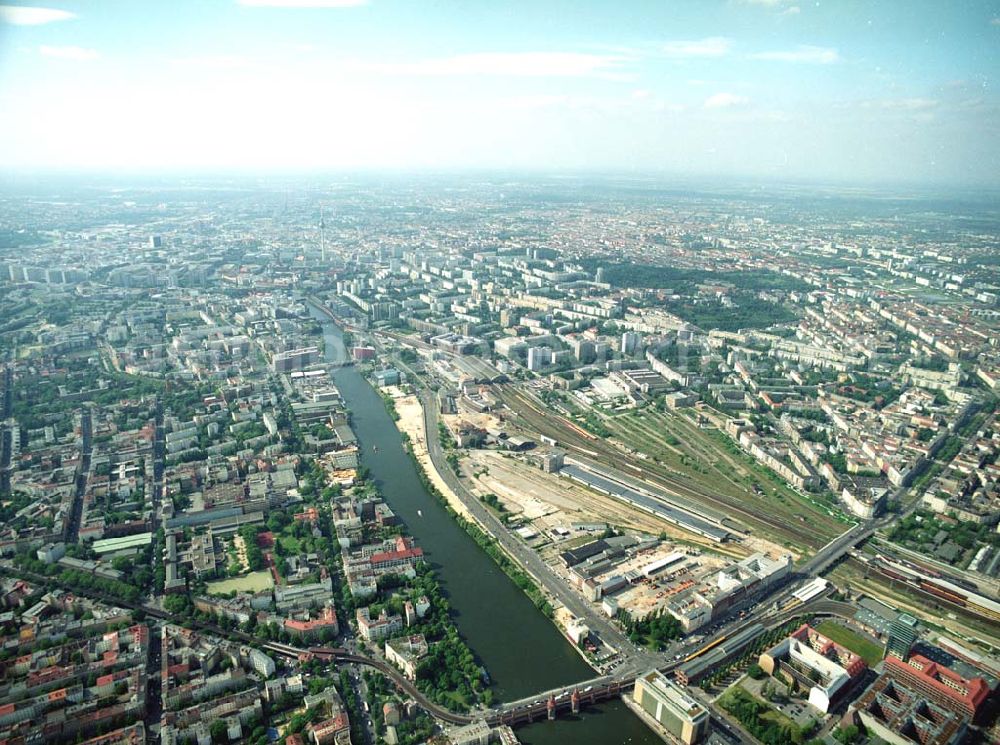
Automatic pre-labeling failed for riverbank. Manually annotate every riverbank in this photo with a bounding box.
[390,388,475,522]
[390,389,623,674]
[395,399,559,622]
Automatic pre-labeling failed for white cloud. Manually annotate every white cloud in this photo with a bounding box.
[40,45,99,61]
[237,0,367,6]
[992,17,1000,26]
[741,0,789,5]
[368,52,624,78]
[170,54,257,70]
[0,5,75,25]
[662,36,732,58]
[780,6,801,16]
[751,45,840,64]
[704,92,749,108]
[863,97,939,111]
[495,94,571,110]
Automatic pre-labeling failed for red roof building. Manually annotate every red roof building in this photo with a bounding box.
[884,655,990,718]
[294,507,319,523]
[284,606,339,639]
[369,536,423,572]
[309,713,350,745]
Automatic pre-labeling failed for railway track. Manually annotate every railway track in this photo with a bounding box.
[497,385,825,548]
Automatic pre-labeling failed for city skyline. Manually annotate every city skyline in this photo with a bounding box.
[0,0,998,187]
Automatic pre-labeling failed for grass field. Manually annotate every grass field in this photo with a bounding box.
[814,620,884,666]
[206,570,274,595]
[718,686,806,744]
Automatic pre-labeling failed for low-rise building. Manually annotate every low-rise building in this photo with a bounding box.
[758,623,867,713]
[385,634,428,679]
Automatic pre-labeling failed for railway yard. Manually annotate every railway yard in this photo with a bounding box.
[494,383,848,556]
[461,449,756,558]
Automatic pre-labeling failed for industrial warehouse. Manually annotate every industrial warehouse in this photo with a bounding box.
[558,463,730,542]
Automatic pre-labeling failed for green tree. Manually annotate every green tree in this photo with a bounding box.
[210,720,228,743]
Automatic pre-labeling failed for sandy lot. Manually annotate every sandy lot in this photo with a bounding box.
[394,393,474,521]
[206,570,274,595]
[463,450,750,560]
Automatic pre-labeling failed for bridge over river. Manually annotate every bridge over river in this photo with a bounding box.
[262,598,859,728]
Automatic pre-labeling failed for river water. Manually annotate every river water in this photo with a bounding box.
[316,314,658,744]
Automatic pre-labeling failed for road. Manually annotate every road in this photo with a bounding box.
[1,365,13,494]
[417,387,660,672]
[146,623,163,744]
[1,365,10,420]
[65,407,92,543]
[149,400,166,599]
[345,664,375,745]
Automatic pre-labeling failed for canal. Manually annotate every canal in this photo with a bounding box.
[317,314,658,744]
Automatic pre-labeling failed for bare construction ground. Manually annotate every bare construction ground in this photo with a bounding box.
[461,449,774,560]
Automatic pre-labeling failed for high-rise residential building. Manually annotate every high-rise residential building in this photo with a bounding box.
[527,346,552,371]
[633,670,709,745]
[571,338,596,363]
[246,648,276,678]
[621,331,641,356]
[886,613,919,660]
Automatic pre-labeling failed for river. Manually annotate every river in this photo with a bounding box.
[316,313,658,744]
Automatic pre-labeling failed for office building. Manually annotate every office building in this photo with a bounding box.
[887,613,919,660]
[855,675,967,745]
[883,655,990,720]
[271,347,320,373]
[633,670,709,745]
[851,655,990,745]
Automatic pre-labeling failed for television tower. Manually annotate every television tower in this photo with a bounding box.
[319,209,327,264]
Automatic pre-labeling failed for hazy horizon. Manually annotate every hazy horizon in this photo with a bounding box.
[1,1,998,188]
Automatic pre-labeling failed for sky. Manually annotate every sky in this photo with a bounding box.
[0,0,997,187]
